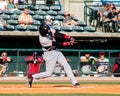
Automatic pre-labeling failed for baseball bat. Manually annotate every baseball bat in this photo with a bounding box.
[75,39,107,43]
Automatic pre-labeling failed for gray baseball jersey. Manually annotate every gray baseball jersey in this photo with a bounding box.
[32,29,78,85]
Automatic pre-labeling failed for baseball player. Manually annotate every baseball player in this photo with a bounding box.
[95,52,109,73]
[80,52,98,77]
[26,23,80,88]
[112,54,120,77]
[0,52,12,77]
[25,52,44,75]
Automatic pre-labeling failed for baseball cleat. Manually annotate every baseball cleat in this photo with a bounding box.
[73,83,80,88]
[26,74,33,88]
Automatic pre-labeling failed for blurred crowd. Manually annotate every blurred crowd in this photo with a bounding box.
[90,2,120,32]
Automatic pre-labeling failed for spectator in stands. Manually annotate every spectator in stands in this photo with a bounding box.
[62,12,78,27]
[115,12,120,32]
[45,15,62,28]
[0,0,8,11]
[109,2,118,13]
[0,17,7,31]
[94,52,109,76]
[14,0,18,9]
[89,1,102,27]
[25,0,36,5]
[0,52,12,77]
[18,7,33,27]
[45,15,53,27]
[104,7,118,32]
[98,4,110,24]
[45,0,55,5]
[53,20,61,27]
[8,0,18,11]
[80,52,98,77]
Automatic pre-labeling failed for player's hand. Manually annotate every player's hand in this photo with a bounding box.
[70,37,77,45]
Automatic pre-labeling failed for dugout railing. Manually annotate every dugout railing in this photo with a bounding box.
[0,48,119,77]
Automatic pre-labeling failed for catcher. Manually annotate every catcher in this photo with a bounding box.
[0,52,12,77]
[26,23,80,88]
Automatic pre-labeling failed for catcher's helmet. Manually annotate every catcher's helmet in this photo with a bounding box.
[39,23,50,37]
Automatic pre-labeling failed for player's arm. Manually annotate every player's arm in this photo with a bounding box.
[37,58,44,63]
[25,56,34,62]
[80,56,89,62]
[2,57,12,63]
[52,32,76,46]
[54,32,71,40]
[52,38,76,47]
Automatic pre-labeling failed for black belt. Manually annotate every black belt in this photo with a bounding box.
[43,46,56,51]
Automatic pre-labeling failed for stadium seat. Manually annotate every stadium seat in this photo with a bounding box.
[33,15,44,21]
[61,26,73,32]
[7,19,18,25]
[51,26,61,31]
[29,5,39,11]
[11,14,19,20]
[50,5,61,11]
[3,10,14,15]
[84,26,96,32]
[57,11,64,16]
[15,25,27,31]
[77,20,87,27]
[33,20,41,26]
[40,5,49,11]
[35,10,46,15]
[47,10,57,16]
[14,10,22,15]
[73,16,79,21]
[0,14,10,20]
[18,4,28,10]
[28,10,35,15]
[54,15,65,21]
[73,26,84,32]
[27,25,38,31]
[6,25,15,31]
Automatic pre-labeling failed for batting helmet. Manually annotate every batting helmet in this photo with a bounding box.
[39,23,50,37]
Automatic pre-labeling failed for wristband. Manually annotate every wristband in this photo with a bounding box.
[64,35,70,39]
[63,42,70,46]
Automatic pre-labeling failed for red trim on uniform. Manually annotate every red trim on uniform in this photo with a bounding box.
[112,63,118,73]
[62,42,70,46]
[64,35,70,39]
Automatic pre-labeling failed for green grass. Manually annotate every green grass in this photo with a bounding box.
[0,94,120,96]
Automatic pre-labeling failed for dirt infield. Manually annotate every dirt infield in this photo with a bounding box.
[0,84,120,94]
[0,77,120,94]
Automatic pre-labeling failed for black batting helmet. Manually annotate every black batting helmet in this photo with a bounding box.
[39,23,50,37]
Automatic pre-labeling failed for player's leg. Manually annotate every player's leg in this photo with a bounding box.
[27,51,58,88]
[57,51,79,87]
[32,51,58,79]
[0,65,6,77]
